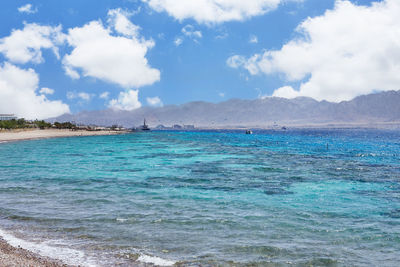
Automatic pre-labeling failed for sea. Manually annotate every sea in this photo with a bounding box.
[0,129,399,266]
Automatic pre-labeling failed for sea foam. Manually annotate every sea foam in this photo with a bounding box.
[0,228,98,267]
[138,253,176,266]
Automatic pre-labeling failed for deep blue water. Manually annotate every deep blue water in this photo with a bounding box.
[0,129,399,266]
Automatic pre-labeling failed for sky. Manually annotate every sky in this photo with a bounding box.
[0,0,398,119]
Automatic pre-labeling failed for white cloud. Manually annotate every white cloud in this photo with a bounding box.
[64,66,80,79]
[66,91,93,101]
[99,91,110,99]
[0,23,65,64]
[227,0,400,102]
[272,86,300,99]
[18,4,37,14]
[249,35,258,44]
[174,25,202,46]
[107,8,140,38]
[109,90,142,111]
[182,25,202,39]
[142,0,298,24]
[146,96,163,107]
[78,92,91,101]
[226,55,246,69]
[174,37,183,46]
[39,87,54,95]
[63,9,160,88]
[0,62,69,120]
[218,92,225,98]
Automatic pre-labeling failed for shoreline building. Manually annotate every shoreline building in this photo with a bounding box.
[0,114,17,121]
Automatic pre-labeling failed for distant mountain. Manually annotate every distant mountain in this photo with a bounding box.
[48,90,400,128]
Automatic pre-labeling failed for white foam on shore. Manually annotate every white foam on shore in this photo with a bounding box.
[0,228,98,267]
[138,254,176,266]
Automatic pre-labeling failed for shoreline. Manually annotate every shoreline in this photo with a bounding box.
[0,227,175,267]
[0,236,67,267]
[0,129,128,143]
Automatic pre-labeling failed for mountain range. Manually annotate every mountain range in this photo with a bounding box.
[49,90,400,129]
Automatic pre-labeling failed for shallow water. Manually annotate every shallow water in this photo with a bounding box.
[0,129,399,266]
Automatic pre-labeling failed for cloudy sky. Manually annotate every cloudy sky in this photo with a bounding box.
[0,0,398,119]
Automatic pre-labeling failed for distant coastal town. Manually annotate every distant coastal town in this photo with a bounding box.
[0,114,127,132]
[0,113,132,143]
[0,114,196,132]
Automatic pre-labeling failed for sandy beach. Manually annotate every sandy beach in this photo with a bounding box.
[0,129,128,143]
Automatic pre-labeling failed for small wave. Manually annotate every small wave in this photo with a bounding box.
[116,217,139,223]
[0,228,98,267]
[138,254,176,266]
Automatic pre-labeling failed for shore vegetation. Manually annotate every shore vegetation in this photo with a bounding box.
[0,119,52,130]
[0,119,79,130]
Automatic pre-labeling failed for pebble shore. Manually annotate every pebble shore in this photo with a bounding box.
[0,237,68,267]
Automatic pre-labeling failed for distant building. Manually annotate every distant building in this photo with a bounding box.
[0,114,17,121]
[173,124,183,129]
[76,125,88,130]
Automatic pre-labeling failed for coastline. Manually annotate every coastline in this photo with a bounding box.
[0,129,128,143]
[0,236,66,267]
[0,227,175,267]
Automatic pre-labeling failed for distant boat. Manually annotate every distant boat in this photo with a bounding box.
[132,119,150,132]
[141,119,150,131]
[246,130,253,134]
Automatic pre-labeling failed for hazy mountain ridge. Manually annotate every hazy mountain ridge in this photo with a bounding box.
[49,90,400,128]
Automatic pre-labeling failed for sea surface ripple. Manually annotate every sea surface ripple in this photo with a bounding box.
[0,129,399,266]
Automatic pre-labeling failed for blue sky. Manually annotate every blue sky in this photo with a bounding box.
[0,0,397,119]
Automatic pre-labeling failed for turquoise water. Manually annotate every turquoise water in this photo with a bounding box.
[0,129,399,266]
